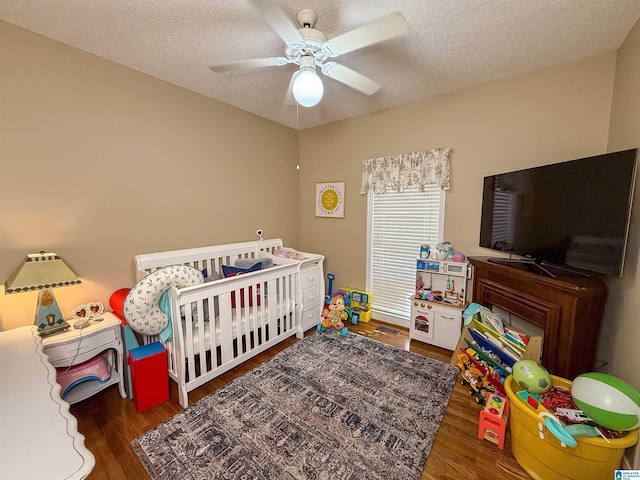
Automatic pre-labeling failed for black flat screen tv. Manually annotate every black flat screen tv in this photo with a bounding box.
[479,149,638,277]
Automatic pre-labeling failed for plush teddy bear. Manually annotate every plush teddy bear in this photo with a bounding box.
[319,294,349,336]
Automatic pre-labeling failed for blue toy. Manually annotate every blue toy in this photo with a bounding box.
[326,273,335,300]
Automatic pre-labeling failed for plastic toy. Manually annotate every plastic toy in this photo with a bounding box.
[318,294,349,336]
[56,355,111,399]
[340,287,371,323]
[514,389,578,447]
[453,252,466,262]
[512,360,552,394]
[478,392,510,448]
[336,290,357,324]
[515,388,603,448]
[571,372,640,431]
[326,273,335,300]
[458,347,506,394]
[516,390,549,414]
[457,351,496,404]
[109,288,130,324]
[435,241,454,260]
[538,412,579,448]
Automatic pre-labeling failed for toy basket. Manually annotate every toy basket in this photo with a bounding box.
[505,375,638,480]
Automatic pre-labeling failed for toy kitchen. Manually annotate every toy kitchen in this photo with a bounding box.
[410,243,471,350]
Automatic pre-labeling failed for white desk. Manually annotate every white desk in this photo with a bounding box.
[0,326,95,480]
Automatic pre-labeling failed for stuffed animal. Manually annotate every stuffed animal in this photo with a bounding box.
[318,294,349,337]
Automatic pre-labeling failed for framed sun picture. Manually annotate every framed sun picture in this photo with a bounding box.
[316,182,345,218]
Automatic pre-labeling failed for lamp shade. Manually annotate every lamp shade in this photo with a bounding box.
[292,69,324,107]
[4,252,81,294]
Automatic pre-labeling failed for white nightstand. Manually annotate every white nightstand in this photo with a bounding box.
[42,311,127,404]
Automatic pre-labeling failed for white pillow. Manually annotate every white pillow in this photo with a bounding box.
[124,265,204,336]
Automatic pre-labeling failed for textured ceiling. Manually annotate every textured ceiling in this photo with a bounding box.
[2,1,640,130]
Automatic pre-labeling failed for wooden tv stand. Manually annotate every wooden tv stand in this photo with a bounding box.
[468,257,607,380]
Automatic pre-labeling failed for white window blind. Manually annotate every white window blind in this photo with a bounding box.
[367,184,444,324]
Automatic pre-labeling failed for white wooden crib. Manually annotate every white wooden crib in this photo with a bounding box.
[134,239,324,408]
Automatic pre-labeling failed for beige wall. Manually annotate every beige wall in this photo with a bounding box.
[298,55,615,289]
[602,18,640,388]
[0,21,300,330]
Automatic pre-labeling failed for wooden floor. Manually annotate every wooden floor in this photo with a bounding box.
[71,319,532,479]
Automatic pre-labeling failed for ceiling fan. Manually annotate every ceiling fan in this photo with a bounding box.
[208,0,408,107]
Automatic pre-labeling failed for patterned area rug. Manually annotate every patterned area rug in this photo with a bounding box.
[132,333,458,480]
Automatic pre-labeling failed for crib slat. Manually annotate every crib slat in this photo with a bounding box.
[207,294,218,369]
[251,281,261,346]
[183,300,196,383]
[283,273,290,332]
[218,294,234,364]
[283,274,290,333]
[264,278,281,341]
[194,300,207,375]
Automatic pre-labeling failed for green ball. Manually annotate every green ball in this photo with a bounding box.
[513,360,552,394]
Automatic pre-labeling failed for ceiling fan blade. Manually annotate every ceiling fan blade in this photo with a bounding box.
[249,0,304,45]
[323,12,408,57]
[209,57,289,72]
[321,62,381,96]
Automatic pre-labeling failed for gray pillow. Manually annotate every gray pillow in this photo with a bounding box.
[234,257,274,269]
[204,270,220,282]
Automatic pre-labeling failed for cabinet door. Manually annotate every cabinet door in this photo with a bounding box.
[433,310,462,348]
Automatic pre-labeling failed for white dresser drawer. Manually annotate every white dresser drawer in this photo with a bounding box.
[45,328,117,365]
[300,266,321,290]
[301,305,322,331]
[302,285,322,309]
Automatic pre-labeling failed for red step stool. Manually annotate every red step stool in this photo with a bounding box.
[128,342,168,412]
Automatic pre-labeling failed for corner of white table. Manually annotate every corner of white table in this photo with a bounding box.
[0,326,95,479]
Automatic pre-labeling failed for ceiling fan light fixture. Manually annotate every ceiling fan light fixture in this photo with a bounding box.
[210,3,409,111]
[292,68,323,108]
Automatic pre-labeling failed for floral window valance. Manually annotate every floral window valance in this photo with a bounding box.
[359,147,451,194]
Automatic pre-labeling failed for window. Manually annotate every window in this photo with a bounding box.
[366,185,444,324]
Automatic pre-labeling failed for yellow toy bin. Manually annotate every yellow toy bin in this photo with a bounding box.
[504,375,638,480]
